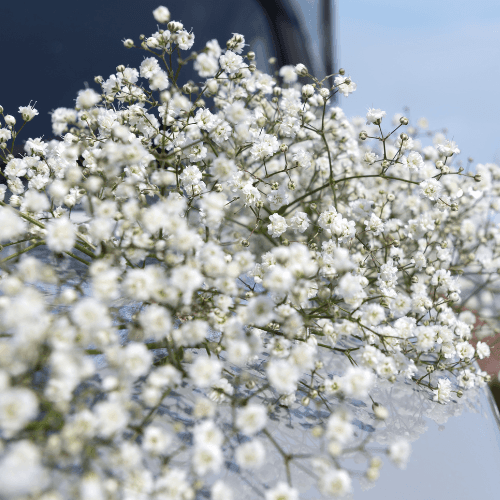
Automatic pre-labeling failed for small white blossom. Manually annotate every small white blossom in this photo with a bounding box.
[267,213,288,238]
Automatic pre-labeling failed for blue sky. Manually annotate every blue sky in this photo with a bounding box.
[296,0,500,166]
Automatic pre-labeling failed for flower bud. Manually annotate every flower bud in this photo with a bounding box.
[456,390,463,398]
[214,183,223,192]
[474,174,482,182]
[245,380,256,389]
[168,21,183,32]
[338,68,345,75]
[372,402,389,420]
[256,116,266,128]
[359,130,368,140]
[301,396,310,407]
[399,133,409,141]
[116,65,125,73]
[123,39,134,48]
[241,239,250,247]
[295,63,308,76]
[399,116,409,125]
[248,64,256,72]
[5,114,15,127]
[246,51,255,60]
[425,266,435,276]
[268,57,277,65]
[0,105,4,114]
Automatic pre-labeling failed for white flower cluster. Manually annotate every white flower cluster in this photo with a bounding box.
[0,5,498,499]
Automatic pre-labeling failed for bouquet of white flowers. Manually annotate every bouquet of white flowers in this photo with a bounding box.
[0,5,498,499]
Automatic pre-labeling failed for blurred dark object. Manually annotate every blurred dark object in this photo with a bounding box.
[489,381,500,412]
[0,0,336,139]
[255,0,314,74]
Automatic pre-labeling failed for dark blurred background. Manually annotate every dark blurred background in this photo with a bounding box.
[0,0,335,141]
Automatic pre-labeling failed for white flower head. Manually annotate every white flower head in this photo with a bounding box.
[152,6,171,23]
[433,378,452,404]
[419,178,443,201]
[265,482,299,500]
[405,151,424,171]
[389,439,411,469]
[236,404,268,435]
[279,65,298,83]
[18,104,39,121]
[76,89,101,109]
[235,439,266,470]
[46,217,76,253]
[219,50,243,74]
[189,357,222,388]
[366,108,386,125]
[436,140,460,157]
[267,213,288,238]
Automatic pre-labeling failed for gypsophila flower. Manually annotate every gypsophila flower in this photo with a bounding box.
[366,108,386,125]
[419,178,443,201]
[76,89,101,109]
[267,213,288,238]
[236,404,268,435]
[405,151,424,171]
[18,104,39,121]
[476,341,491,359]
[266,482,299,500]
[0,7,495,498]
[334,75,357,96]
[219,50,243,74]
[235,439,266,470]
[319,469,352,497]
[152,5,170,23]
[436,140,460,157]
[279,65,298,83]
[46,217,76,253]
[433,378,452,403]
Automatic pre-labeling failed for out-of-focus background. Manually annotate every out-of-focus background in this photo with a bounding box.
[298,0,500,166]
[2,1,498,164]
